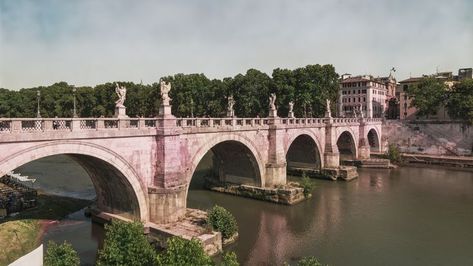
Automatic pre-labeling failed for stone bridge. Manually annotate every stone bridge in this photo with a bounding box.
[0,114,383,225]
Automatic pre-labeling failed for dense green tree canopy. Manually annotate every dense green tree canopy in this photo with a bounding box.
[446,79,473,124]
[44,241,80,266]
[96,220,157,266]
[0,64,338,118]
[406,77,447,118]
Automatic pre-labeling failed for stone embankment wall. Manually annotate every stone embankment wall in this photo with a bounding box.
[383,120,473,156]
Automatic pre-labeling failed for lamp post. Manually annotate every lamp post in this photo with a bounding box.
[36,90,41,118]
[73,87,78,118]
[190,98,194,118]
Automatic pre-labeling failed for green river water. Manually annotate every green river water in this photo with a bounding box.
[15,155,473,266]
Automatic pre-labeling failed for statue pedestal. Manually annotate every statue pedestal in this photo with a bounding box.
[114,106,128,118]
[159,105,173,117]
[288,111,295,118]
[226,110,235,118]
[268,109,278,118]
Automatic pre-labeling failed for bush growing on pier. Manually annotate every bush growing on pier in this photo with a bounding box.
[156,236,212,266]
[207,205,238,240]
[44,241,80,266]
[96,220,157,266]
[300,172,315,198]
[387,144,401,163]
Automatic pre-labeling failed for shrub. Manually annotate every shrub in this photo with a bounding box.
[207,205,238,239]
[156,236,212,266]
[44,241,80,266]
[221,251,239,266]
[96,220,157,266]
[387,143,401,163]
[299,172,315,198]
[297,256,323,266]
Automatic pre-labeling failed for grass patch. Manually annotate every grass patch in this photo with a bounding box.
[0,192,92,264]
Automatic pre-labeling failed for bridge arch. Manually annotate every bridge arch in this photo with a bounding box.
[336,129,358,160]
[187,133,265,191]
[0,141,148,222]
[286,132,324,170]
[366,127,381,152]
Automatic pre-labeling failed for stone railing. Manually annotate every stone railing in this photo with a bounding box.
[279,118,326,125]
[176,118,271,128]
[0,116,383,134]
[0,118,159,134]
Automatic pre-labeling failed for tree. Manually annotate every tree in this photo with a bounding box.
[446,79,473,124]
[406,77,447,118]
[207,205,238,240]
[96,220,157,266]
[44,241,80,266]
[221,251,239,266]
[156,237,213,266]
[227,69,272,117]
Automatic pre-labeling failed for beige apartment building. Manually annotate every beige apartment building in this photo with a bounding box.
[337,73,396,118]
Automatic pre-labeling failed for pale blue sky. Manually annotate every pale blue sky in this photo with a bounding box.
[1,0,472,89]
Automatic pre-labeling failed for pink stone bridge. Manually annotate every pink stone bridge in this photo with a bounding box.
[0,115,383,225]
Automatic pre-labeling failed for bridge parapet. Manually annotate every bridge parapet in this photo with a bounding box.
[0,118,160,133]
[0,117,382,137]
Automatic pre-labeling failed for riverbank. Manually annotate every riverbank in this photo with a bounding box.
[0,192,91,265]
[372,152,473,170]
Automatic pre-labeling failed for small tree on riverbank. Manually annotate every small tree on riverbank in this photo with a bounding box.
[386,144,401,163]
[207,205,238,240]
[44,241,80,266]
[96,220,157,266]
[299,172,315,198]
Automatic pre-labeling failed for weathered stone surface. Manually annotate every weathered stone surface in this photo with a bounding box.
[0,117,382,225]
[205,177,307,205]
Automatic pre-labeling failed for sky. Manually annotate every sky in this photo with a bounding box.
[0,0,472,89]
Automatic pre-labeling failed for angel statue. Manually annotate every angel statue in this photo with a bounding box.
[269,93,277,110]
[115,83,127,107]
[288,101,294,113]
[227,95,235,112]
[326,99,331,113]
[160,79,171,106]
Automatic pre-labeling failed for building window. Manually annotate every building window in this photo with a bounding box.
[362,89,366,93]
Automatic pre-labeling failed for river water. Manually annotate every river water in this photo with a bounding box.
[16,155,473,266]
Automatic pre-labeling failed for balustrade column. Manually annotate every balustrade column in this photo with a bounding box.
[43,120,53,131]
[71,119,80,131]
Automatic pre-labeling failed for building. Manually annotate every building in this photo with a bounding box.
[398,68,472,120]
[337,73,396,118]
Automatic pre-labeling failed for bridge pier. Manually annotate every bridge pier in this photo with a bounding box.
[324,118,340,168]
[148,186,186,224]
[265,119,287,187]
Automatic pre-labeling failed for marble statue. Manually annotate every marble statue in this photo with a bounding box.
[288,101,294,112]
[359,103,364,118]
[160,79,171,106]
[115,83,127,107]
[227,95,235,112]
[227,95,235,117]
[326,99,331,113]
[269,93,277,110]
